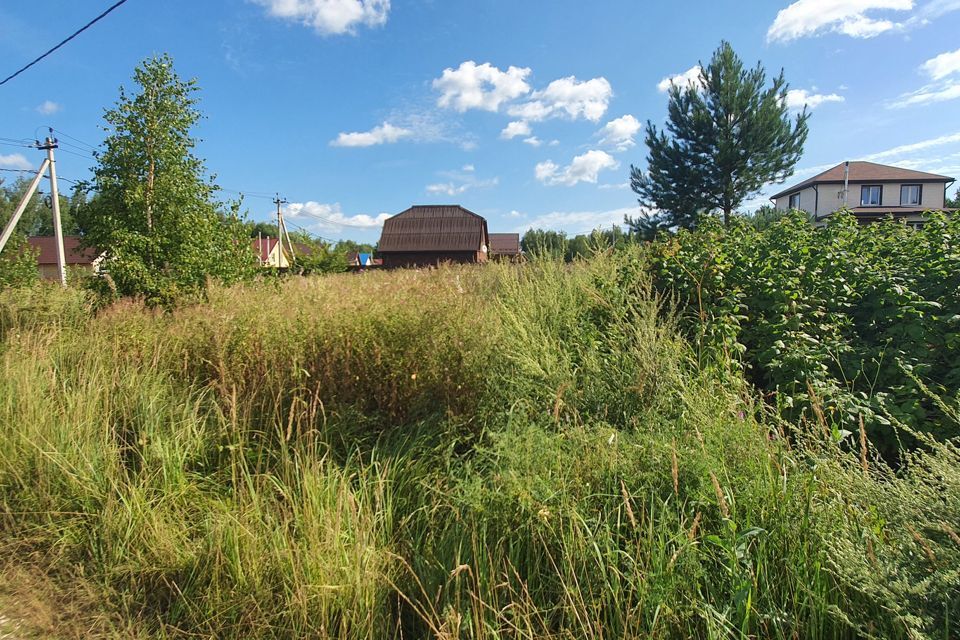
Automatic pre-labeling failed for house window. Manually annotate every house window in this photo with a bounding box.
[788,192,801,210]
[900,184,921,206]
[861,185,882,206]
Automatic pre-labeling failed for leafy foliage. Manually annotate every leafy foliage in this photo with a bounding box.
[628,41,809,236]
[645,210,960,456]
[75,55,254,306]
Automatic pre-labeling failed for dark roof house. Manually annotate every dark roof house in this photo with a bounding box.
[377,205,490,268]
[489,233,521,259]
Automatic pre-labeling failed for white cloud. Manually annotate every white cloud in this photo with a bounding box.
[523,136,542,147]
[657,65,703,93]
[286,201,391,229]
[889,80,960,107]
[599,181,631,190]
[253,0,389,35]
[462,164,475,172]
[500,120,532,140]
[785,88,845,109]
[888,46,960,109]
[426,182,470,196]
[35,100,61,116]
[0,153,32,170]
[921,47,960,80]
[862,131,960,160]
[508,209,525,217]
[330,122,412,147]
[433,61,531,113]
[508,76,613,123]
[517,207,637,234]
[767,0,913,42]
[535,150,619,187]
[598,114,642,151]
[425,168,498,196]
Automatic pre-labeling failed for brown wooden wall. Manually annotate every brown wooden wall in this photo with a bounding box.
[379,251,486,268]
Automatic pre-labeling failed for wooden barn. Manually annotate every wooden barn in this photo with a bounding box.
[377,205,490,268]
[489,233,522,261]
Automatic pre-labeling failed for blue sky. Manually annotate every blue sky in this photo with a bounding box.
[2,0,959,243]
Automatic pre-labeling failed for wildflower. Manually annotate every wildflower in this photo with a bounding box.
[411,373,417,380]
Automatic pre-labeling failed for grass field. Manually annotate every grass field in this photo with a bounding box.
[0,253,957,639]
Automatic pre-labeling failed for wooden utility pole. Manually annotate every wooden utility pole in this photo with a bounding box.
[0,131,68,286]
[273,194,296,265]
[0,158,50,254]
[39,135,67,286]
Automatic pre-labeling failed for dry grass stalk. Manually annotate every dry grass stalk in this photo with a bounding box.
[709,472,729,519]
[620,479,637,530]
[906,525,937,565]
[688,511,702,541]
[940,522,960,547]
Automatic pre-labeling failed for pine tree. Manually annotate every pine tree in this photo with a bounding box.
[627,42,809,237]
[76,55,253,305]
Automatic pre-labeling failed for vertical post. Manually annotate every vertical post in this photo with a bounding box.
[273,194,293,267]
[42,134,67,286]
[0,158,50,254]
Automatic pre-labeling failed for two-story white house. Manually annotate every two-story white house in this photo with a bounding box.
[771,161,955,226]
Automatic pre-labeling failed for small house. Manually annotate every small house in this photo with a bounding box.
[377,205,490,268]
[772,161,956,226]
[252,236,290,268]
[27,236,101,280]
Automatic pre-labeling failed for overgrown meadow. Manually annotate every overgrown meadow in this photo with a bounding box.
[0,213,958,639]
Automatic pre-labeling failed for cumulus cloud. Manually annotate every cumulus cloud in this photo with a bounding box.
[508,76,613,123]
[0,153,32,170]
[921,47,960,80]
[657,65,703,93]
[500,120,532,140]
[785,88,846,109]
[286,201,391,228]
[598,114,642,151]
[433,61,531,113]
[35,100,61,116]
[330,122,412,147]
[522,136,542,147]
[766,0,913,43]
[535,150,619,186]
[253,0,390,35]
[517,207,638,234]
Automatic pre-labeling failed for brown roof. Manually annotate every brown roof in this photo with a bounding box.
[489,233,521,255]
[27,236,99,265]
[771,161,955,200]
[378,205,489,253]
[251,237,281,262]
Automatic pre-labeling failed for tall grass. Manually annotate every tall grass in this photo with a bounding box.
[0,254,957,638]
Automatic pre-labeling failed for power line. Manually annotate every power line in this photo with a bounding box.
[51,128,96,150]
[0,167,80,185]
[0,0,132,87]
[55,147,94,161]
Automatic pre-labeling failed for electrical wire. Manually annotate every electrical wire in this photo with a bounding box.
[51,128,97,150]
[0,0,132,86]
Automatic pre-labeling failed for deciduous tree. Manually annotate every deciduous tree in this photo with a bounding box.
[76,55,253,305]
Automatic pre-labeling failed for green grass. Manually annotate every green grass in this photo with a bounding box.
[0,254,957,638]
